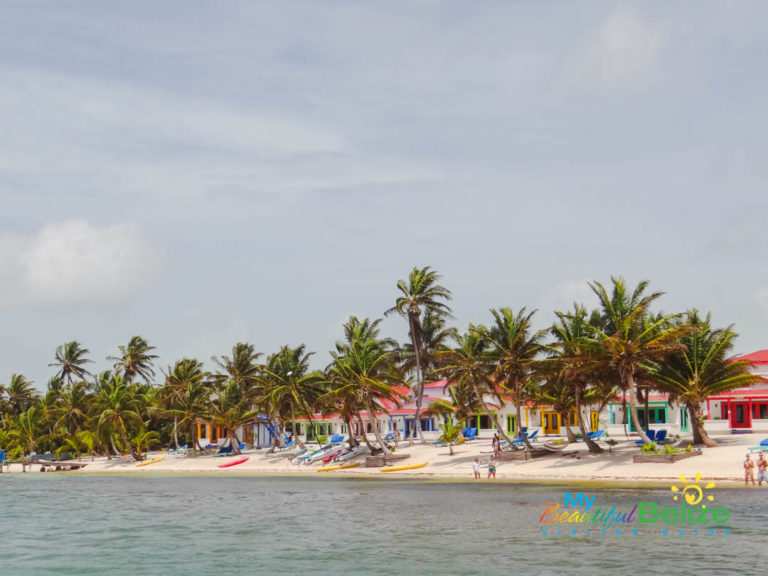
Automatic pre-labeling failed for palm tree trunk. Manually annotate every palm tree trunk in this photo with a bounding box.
[562,413,577,443]
[228,429,240,454]
[468,380,515,446]
[622,389,628,438]
[513,383,534,450]
[173,416,180,450]
[575,392,602,454]
[355,414,377,452]
[626,373,651,444]
[346,415,359,448]
[688,402,716,447]
[366,402,392,455]
[409,310,425,445]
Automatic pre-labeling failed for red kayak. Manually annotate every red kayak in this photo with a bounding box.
[217,456,249,469]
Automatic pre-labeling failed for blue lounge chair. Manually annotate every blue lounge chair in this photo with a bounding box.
[330,434,345,444]
[587,430,605,441]
[654,430,668,444]
[215,444,234,456]
[526,430,539,442]
[748,438,768,453]
[463,428,478,440]
[636,429,657,446]
[276,440,295,451]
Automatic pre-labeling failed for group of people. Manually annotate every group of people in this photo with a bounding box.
[472,433,502,480]
[743,451,768,486]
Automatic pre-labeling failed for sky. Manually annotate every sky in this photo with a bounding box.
[1,1,768,390]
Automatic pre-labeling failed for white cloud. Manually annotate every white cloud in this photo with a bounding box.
[757,288,768,312]
[563,8,665,88]
[0,220,161,306]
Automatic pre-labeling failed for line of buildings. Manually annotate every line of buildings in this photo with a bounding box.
[195,350,768,447]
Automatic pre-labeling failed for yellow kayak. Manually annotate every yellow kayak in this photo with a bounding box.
[317,462,361,472]
[380,461,428,472]
[136,455,165,467]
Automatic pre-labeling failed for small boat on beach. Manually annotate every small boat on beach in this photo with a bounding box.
[380,462,428,472]
[217,456,249,469]
[136,455,165,468]
[333,445,369,462]
[316,462,360,472]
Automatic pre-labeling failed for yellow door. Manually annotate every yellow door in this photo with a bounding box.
[543,412,561,434]
[590,411,600,432]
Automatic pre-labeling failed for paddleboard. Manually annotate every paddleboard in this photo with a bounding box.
[316,462,361,472]
[136,455,165,467]
[217,456,249,469]
[380,461,428,472]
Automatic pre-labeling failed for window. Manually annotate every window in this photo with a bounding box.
[752,403,768,420]
[197,423,207,439]
[507,415,516,433]
[211,426,219,443]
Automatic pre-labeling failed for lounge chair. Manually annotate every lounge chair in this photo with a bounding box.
[526,430,539,442]
[276,440,295,451]
[587,430,605,441]
[330,434,345,444]
[635,429,657,446]
[215,444,234,457]
[654,430,668,444]
[463,428,478,441]
[748,439,768,453]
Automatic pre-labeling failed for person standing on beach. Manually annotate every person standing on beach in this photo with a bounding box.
[758,453,768,486]
[487,456,497,480]
[492,432,501,459]
[473,457,481,479]
[393,422,400,447]
[744,453,756,486]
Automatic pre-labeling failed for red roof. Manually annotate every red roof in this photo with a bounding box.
[733,350,768,365]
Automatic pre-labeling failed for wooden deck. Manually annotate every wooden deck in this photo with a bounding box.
[2,460,88,473]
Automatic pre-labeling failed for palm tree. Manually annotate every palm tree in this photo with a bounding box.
[50,341,92,385]
[649,311,761,447]
[483,308,546,450]
[260,345,325,449]
[53,381,92,435]
[3,374,39,417]
[211,343,262,402]
[326,335,407,455]
[438,327,517,446]
[202,379,261,455]
[589,277,687,444]
[162,358,209,450]
[107,336,159,385]
[96,374,143,460]
[385,266,452,444]
[400,309,457,383]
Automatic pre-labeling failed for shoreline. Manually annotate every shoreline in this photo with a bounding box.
[6,431,763,489]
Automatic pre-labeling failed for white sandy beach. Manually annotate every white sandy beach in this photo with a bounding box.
[12,433,765,487]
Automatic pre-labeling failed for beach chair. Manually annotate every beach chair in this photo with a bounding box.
[748,438,768,453]
[635,429,657,446]
[463,428,478,441]
[330,434,345,444]
[526,430,539,442]
[215,444,234,457]
[654,430,668,444]
[276,440,295,451]
[587,430,605,441]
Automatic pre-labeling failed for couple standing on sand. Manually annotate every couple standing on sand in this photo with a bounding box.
[744,452,768,486]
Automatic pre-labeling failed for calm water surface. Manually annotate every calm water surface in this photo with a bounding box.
[1,475,766,575]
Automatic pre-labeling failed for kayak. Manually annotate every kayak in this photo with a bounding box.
[136,455,165,467]
[380,461,428,472]
[317,462,361,472]
[217,456,249,469]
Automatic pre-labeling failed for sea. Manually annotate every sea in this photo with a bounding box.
[1,475,766,575]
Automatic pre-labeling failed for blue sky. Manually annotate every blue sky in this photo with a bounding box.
[2,1,768,389]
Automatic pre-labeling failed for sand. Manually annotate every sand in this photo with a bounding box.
[9,433,766,487]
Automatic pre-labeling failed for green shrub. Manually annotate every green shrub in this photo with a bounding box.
[641,442,657,454]
[685,444,692,452]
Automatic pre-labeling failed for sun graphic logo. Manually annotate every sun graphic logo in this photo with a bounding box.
[670,473,715,508]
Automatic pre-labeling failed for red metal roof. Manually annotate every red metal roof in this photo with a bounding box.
[733,350,768,365]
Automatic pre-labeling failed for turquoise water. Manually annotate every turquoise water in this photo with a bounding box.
[1,475,766,575]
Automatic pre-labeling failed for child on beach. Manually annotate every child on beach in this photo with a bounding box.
[473,457,481,479]
[487,456,497,480]
[758,453,767,486]
[744,453,756,486]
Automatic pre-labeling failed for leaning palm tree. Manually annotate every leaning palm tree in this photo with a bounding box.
[50,341,93,385]
[107,336,159,385]
[162,358,209,450]
[385,266,452,444]
[482,308,546,450]
[649,310,761,447]
[589,277,687,444]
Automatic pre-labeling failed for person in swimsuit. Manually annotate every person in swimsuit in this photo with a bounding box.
[473,457,481,479]
[744,453,756,486]
[758,452,768,486]
[492,433,501,459]
[487,456,497,480]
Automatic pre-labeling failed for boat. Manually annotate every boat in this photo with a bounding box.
[136,455,165,468]
[333,445,370,462]
[217,456,249,469]
[316,462,361,472]
[305,444,342,464]
[321,447,347,464]
[380,461,428,472]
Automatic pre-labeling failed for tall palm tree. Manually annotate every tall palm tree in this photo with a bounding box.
[385,266,452,444]
[483,308,546,450]
[203,378,261,455]
[107,336,159,385]
[53,381,92,435]
[162,358,209,450]
[50,341,92,385]
[589,277,687,444]
[400,309,457,383]
[649,310,761,447]
[211,343,262,402]
[96,374,143,460]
